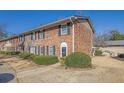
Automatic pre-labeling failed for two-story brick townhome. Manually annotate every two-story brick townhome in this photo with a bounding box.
[0,16,94,57]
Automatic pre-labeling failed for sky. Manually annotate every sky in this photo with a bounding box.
[0,10,124,35]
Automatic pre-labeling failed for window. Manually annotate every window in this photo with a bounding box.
[31,33,35,40]
[40,46,45,55]
[19,35,24,42]
[58,23,70,36]
[30,46,36,54]
[61,25,68,35]
[48,46,55,55]
[39,31,45,39]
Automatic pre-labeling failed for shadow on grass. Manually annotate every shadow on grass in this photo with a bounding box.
[0,73,15,83]
[112,57,124,61]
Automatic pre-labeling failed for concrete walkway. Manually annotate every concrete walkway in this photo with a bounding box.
[0,60,18,83]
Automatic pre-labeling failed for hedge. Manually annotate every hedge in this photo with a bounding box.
[19,52,34,59]
[65,52,91,68]
[0,51,20,55]
[33,55,58,65]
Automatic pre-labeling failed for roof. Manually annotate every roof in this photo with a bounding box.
[0,16,94,42]
[105,40,124,46]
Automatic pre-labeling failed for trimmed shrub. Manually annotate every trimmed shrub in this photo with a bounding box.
[19,52,34,59]
[118,54,124,58]
[65,52,91,68]
[33,55,58,65]
[94,48,103,56]
[0,51,20,56]
[11,51,20,55]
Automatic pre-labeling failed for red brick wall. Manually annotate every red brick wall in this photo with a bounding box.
[33,26,73,57]
[74,20,93,55]
[0,20,93,56]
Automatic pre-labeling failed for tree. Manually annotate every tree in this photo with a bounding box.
[0,24,8,40]
[110,30,124,40]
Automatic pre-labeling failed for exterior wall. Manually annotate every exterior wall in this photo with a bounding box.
[74,20,93,55]
[0,18,93,57]
[24,25,73,57]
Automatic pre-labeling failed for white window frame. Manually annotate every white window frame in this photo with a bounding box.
[30,46,36,54]
[39,32,44,39]
[31,33,35,40]
[61,25,68,35]
[60,42,68,57]
[49,46,54,55]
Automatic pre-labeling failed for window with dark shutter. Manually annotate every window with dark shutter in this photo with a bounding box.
[39,30,45,39]
[60,24,68,35]
[31,33,33,40]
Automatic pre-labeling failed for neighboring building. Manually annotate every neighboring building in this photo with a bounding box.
[100,40,124,56]
[0,16,94,57]
[105,40,124,46]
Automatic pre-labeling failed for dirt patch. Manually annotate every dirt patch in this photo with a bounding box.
[0,56,43,72]
[1,55,124,83]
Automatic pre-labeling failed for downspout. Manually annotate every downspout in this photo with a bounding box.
[70,17,75,52]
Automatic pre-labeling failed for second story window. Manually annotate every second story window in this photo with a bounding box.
[58,23,70,36]
[61,25,68,35]
[31,32,36,40]
[39,31,45,39]
[19,35,25,42]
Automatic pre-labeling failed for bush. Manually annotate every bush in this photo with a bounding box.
[65,52,91,68]
[33,55,58,65]
[0,51,20,56]
[11,51,20,55]
[59,57,65,66]
[118,54,124,58]
[94,48,103,56]
[19,52,34,59]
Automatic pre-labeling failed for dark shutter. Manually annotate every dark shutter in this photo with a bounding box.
[58,25,61,36]
[53,46,55,55]
[38,32,40,39]
[38,46,40,55]
[67,23,70,35]
[43,46,45,55]
[35,46,37,55]
[46,46,49,55]
[35,32,37,40]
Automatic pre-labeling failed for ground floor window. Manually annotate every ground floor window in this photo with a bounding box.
[30,46,36,54]
[48,45,55,55]
[40,46,45,55]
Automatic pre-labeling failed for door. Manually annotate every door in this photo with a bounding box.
[60,42,67,57]
[62,47,66,57]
